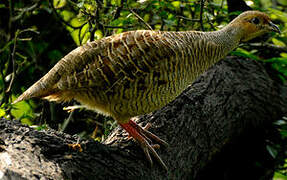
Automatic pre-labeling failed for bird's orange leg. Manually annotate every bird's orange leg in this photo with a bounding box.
[119,120,168,171]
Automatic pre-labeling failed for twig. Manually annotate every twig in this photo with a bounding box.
[113,6,123,20]
[5,30,19,93]
[199,0,205,31]
[60,110,75,132]
[19,28,40,35]
[177,16,200,22]
[248,43,287,52]
[88,0,103,42]
[206,14,216,30]
[0,41,13,54]
[160,18,165,31]
[88,21,96,42]
[5,28,39,93]
[8,0,12,42]
[129,9,153,30]
[12,2,39,22]
[0,66,7,106]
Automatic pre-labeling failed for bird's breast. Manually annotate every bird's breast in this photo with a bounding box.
[106,55,195,120]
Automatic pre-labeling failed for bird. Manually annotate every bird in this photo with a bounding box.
[13,11,280,170]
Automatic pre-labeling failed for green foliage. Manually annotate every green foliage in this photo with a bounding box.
[11,98,35,125]
[274,172,287,180]
[231,48,261,61]
[271,117,287,178]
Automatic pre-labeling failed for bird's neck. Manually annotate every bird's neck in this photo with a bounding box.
[220,22,245,45]
[206,24,243,56]
[171,25,244,78]
[181,24,244,64]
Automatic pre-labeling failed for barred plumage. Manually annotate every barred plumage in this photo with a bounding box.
[13,11,280,170]
[14,30,236,120]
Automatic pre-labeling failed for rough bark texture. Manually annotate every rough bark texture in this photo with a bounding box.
[1,56,287,180]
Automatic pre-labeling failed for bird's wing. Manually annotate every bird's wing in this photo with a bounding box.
[57,30,179,92]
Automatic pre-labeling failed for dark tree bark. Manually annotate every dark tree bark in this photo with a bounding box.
[0,56,286,180]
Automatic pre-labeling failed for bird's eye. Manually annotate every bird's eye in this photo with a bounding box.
[251,17,260,24]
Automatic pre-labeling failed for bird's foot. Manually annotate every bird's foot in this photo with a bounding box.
[119,120,168,171]
[67,143,83,152]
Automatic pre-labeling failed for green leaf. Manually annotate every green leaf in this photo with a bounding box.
[171,1,181,9]
[94,30,103,40]
[0,108,5,117]
[79,23,90,44]
[34,124,48,131]
[274,119,287,126]
[66,17,88,45]
[77,1,84,8]
[272,38,286,47]
[260,0,272,9]
[231,48,261,61]
[279,129,287,138]
[274,172,287,180]
[53,0,66,9]
[278,0,287,5]
[266,145,278,158]
[60,10,75,22]
[266,57,287,63]
[11,95,34,124]
[268,8,287,23]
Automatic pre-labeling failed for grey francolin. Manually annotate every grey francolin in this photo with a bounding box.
[13,11,280,170]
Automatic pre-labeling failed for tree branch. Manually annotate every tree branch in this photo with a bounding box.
[129,9,153,30]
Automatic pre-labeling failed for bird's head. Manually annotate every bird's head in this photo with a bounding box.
[229,11,280,42]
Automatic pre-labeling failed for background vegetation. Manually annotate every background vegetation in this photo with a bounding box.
[0,0,287,178]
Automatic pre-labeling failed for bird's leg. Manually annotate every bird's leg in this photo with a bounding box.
[126,122,150,139]
[119,120,168,171]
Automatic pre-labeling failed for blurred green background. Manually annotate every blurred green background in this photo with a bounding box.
[0,0,287,178]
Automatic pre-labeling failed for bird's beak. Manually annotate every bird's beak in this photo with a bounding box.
[268,21,281,34]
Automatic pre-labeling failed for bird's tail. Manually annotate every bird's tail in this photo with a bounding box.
[12,64,65,104]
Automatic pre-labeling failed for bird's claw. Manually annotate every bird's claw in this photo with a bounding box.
[119,120,168,171]
[139,135,168,171]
